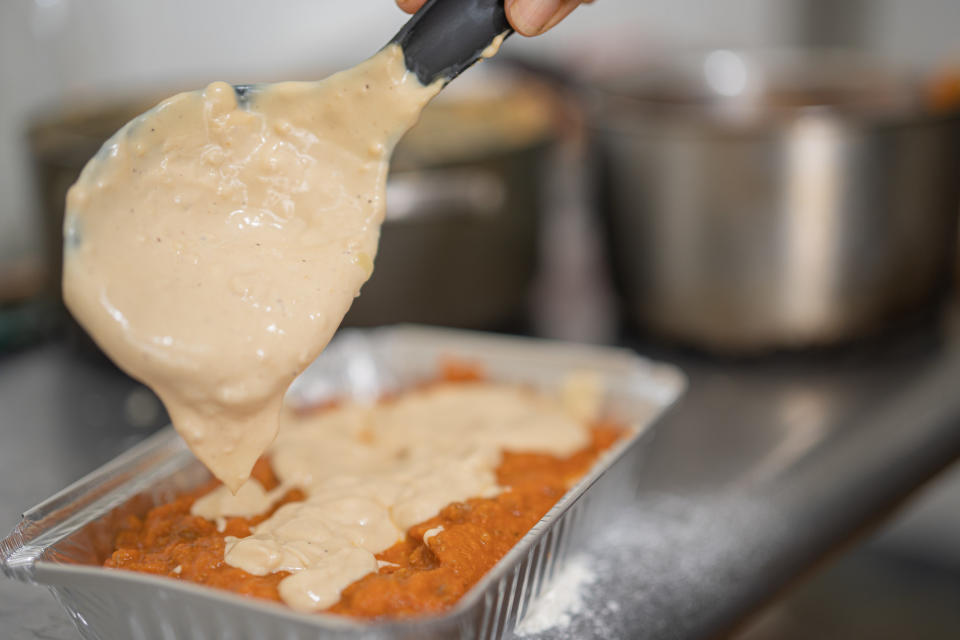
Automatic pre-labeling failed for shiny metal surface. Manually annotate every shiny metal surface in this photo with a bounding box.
[3,315,960,639]
[591,50,960,351]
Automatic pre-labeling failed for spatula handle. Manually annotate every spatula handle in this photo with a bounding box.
[389,0,513,86]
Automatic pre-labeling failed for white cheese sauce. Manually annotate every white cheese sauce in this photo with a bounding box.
[191,381,594,611]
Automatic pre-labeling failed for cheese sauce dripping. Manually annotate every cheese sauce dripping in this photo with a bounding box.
[63,46,440,491]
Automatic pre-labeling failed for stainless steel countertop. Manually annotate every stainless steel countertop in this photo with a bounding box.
[3,321,960,639]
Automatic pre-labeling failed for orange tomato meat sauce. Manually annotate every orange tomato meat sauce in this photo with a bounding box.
[104,372,624,619]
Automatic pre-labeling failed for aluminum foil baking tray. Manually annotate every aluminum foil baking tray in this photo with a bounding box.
[2,326,685,640]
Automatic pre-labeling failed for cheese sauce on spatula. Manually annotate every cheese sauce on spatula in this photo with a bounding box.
[63,46,440,492]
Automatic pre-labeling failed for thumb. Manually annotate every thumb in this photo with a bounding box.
[396,0,426,13]
[507,0,587,36]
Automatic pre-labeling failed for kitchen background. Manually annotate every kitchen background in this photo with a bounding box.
[3,0,960,266]
[2,1,960,638]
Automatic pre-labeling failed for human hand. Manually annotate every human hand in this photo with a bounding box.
[396,0,594,37]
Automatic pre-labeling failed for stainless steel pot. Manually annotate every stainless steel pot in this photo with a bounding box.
[589,50,960,351]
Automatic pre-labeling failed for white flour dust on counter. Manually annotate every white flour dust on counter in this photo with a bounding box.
[515,554,598,637]
[513,545,631,639]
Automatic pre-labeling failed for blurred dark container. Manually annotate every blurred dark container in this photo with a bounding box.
[29,69,561,347]
[589,49,960,352]
[345,73,560,329]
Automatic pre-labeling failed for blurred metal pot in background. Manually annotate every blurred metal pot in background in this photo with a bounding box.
[589,49,960,352]
[345,73,559,329]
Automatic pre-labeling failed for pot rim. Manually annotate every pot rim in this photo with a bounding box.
[586,47,960,131]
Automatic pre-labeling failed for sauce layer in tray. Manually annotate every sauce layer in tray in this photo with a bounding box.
[105,377,624,619]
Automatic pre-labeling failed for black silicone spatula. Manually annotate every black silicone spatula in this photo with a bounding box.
[390,0,514,86]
